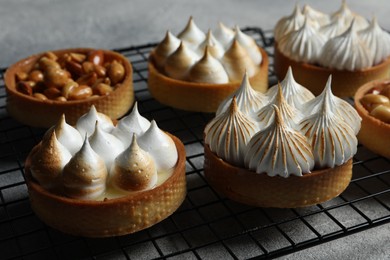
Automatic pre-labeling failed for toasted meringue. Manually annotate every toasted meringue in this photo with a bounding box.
[359,17,390,65]
[319,21,373,71]
[205,97,259,166]
[153,31,181,70]
[62,136,108,200]
[278,18,326,64]
[138,120,178,172]
[213,22,235,48]
[111,135,157,192]
[89,121,124,171]
[274,4,305,42]
[216,72,268,116]
[177,17,206,47]
[188,47,229,84]
[267,67,314,109]
[76,106,114,137]
[221,40,257,82]
[164,41,199,80]
[331,0,369,30]
[234,26,262,65]
[197,30,225,59]
[299,82,358,168]
[302,4,330,27]
[50,114,83,155]
[245,105,314,177]
[30,131,71,190]
[112,102,151,147]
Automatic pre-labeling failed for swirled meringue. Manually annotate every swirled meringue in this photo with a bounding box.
[188,47,229,84]
[319,15,349,40]
[299,82,358,168]
[62,136,107,200]
[111,134,157,192]
[213,22,235,48]
[358,17,390,65]
[274,4,305,42]
[177,17,206,47]
[216,72,268,116]
[266,67,315,109]
[50,114,83,155]
[234,26,262,65]
[278,18,326,64]
[331,1,369,30]
[245,105,314,177]
[89,121,124,171]
[30,131,71,190]
[138,120,178,172]
[153,31,181,70]
[164,41,199,80]
[76,106,114,137]
[302,4,330,27]
[205,97,259,166]
[319,21,373,71]
[197,30,225,59]
[112,103,151,147]
[222,40,257,82]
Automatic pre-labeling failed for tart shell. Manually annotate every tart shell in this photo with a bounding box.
[5,48,134,128]
[148,47,269,113]
[274,43,390,97]
[24,134,186,237]
[354,79,390,158]
[204,144,353,208]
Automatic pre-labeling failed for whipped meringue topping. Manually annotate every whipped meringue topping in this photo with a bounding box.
[177,17,206,47]
[111,134,157,192]
[213,22,235,48]
[50,114,83,155]
[331,0,369,30]
[245,105,314,177]
[302,4,330,27]
[62,136,108,200]
[274,4,305,42]
[76,106,114,137]
[319,15,349,40]
[216,72,268,116]
[197,30,225,59]
[205,97,259,166]
[234,26,262,65]
[164,41,199,80]
[153,31,181,69]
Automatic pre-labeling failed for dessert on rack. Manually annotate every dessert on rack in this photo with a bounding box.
[273,1,390,97]
[5,48,134,127]
[24,105,186,237]
[148,17,269,112]
[204,69,361,208]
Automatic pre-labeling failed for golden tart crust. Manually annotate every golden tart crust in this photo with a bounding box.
[274,43,390,97]
[204,144,352,208]
[148,47,269,113]
[24,134,186,237]
[354,79,390,158]
[5,48,134,127]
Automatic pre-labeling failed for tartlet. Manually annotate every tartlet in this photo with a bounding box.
[354,79,390,158]
[148,18,269,112]
[5,48,134,127]
[24,106,186,237]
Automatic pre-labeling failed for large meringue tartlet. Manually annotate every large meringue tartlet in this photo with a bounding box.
[204,70,360,208]
[148,17,269,112]
[24,105,186,237]
[273,2,390,97]
[5,48,134,127]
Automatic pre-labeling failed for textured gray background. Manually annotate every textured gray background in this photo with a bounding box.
[1,0,390,259]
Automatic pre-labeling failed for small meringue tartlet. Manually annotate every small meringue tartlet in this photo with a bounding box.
[5,48,134,127]
[204,70,360,208]
[24,105,186,237]
[148,17,269,112]
[273,2,390,97]
[354,79,390,158]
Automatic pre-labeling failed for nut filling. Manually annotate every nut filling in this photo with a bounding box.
[15,50,126,101]
[360,83,390,123]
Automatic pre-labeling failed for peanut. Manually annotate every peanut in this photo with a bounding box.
[88,50,104,65]
[44,87,62,100]
[76,72,97,86]
[68,85,93,100]
[62,80,78,99]
[69,53,86,63]
[44,67,70,88]
[16,71,28,81]
[108,60,125,85]
[370,105,390,123]
[55,96,67,102]
[17,81,33,96]
[360,94,389,112]
[28,70,44,83]
[39,57,60,70]
[93,83,113,96]
[65,60,83,77]
[33,93,48,101]
[82,61,95,74]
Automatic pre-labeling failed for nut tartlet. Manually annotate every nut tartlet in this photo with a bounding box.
[204,70,360,208]
[273,2,390,97]
[5,48,134,127]
[148,17,269,112]
[24,105,186,237]
[354,79,390,158]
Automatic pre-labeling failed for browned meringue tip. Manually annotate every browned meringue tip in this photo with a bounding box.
[228,96,239,114]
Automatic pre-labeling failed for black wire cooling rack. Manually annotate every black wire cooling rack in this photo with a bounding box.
[0,28,389,260]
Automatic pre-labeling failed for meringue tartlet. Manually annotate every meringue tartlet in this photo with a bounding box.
[204,69,360,208]
[354,79,390,158]
[24,105,186,237]
[5,48,134,127]
[148,17,269,112]
[273,2,390,97]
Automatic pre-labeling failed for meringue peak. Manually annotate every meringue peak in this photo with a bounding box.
[177,16,206,46]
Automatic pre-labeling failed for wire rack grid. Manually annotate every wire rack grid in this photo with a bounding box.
[0,28,389,260]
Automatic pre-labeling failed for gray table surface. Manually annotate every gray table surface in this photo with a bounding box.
[1,0,389,259]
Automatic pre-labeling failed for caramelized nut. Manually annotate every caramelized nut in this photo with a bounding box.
[94,65,106,77]
[39,57,60,70]
[44,67,70,88]
[68,85,93,100]
[93,83,113,96]
[380,85,390,99]
[65,60,83,77]
[44,87,62,99]
[82,61,95,74]
[55,96,67,102]
[370,105,390,123]
[69,53,86,63]
[33,93,48,101]
[108,60,125,85]
[360,94,390,111]
[76,72,97,86]
[17,81,33,96]
[28,70,44,82]
[43,51,58,61]
[16,71,28,81]
[88,50,104,65]
[62,80,78,99]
